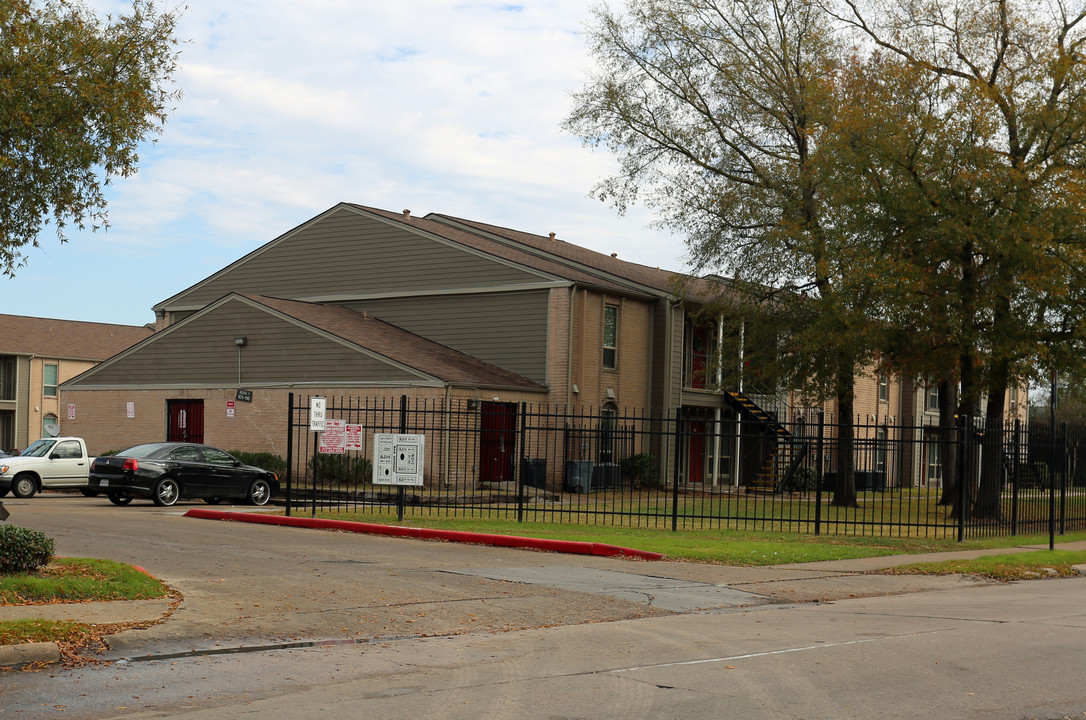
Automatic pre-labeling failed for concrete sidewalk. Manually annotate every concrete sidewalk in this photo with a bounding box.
[3,516,1085,669]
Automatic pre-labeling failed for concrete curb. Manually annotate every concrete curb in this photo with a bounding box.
[0,641,60,668]
[182,508,667,561]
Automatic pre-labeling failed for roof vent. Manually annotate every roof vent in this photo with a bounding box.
[610,252,618,258]
[549,232,556,241]
[402,209,411,218]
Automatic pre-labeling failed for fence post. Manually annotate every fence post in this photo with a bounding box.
[310,396,320,519]
[956,414,968,542]
[1049,371,1057,550]
[517,402,527,524]
[815,411,824,536]
[285,392,294,517]
[397,394,407,522]
[1011,418,1020,536]
[671,408,681,532]
[1060,422,1068,536]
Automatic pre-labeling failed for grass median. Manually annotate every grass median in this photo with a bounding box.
[291,511,1086,566]
[0,558,174,656]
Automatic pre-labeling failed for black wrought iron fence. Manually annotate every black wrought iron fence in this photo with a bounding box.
[282,393,1086,540]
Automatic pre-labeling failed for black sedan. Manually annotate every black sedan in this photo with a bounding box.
[89,443,279,507]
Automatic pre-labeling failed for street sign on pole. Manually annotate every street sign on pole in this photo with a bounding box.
[309,397,326,432]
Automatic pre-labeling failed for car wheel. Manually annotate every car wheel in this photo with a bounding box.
[247,478,271,506]
[204,497,224,505]
[12,474,36,498]
[153,478,180,507]
[80,489,100,497]
[107,492,133,506]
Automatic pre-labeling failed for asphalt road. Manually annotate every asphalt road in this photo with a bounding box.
[2,494,1085,719]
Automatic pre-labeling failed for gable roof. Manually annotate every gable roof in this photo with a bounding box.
[425,213,685,294]
[155,203,734,315]
[353,205,729,304]
[0,314,154,361]
[243,294,545,389]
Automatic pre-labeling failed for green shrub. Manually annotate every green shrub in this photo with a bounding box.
[0,525,55,574]
[621,453,659,489]
[784,466,818,493]
[229,450,287,477]
[309,453,373,486]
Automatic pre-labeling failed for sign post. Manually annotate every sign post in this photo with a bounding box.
[374,432,425,522]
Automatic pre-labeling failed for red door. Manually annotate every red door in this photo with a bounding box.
[167,400,204,444]
[687,420,706,483]
[479,402,517,484]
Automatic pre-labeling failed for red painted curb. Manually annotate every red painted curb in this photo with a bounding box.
[182,509,665,561]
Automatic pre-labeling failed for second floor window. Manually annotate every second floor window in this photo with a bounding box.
[43,363,58,398]
[0,356,14,400]
[878,373,889,402]
[926,385,940,412]
[603,305,618,370]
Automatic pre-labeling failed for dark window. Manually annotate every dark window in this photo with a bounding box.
[170,446,202,462]
[202,447,234,465]
[0,356,14,400]
[52,440,81,459]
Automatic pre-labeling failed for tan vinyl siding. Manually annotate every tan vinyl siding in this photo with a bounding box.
[338,289,549,383]
[168,208,545,310]
[72,303,426,387]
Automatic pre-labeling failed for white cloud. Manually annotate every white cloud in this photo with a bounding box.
[0,0,684,325]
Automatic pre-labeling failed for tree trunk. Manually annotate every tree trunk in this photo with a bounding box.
[832,361,858,508]
[972,361,1010,519]
[949,348,981,520]
[938,378,959,506]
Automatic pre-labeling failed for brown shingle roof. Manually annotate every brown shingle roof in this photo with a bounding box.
[423,213,729,304]
[349,205,662,299]
[241,295,545,390]
[0,314,154,360]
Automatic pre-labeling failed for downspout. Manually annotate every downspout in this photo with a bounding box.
[567,286,575,407]
[442,384,451,487]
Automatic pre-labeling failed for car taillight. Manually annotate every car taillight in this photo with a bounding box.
[122,458,139,472]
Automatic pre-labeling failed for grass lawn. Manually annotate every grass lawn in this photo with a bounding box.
[293,510,1086,566]
[0,558,174,655]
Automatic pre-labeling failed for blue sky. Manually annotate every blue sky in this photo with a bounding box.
[1,0,684,327]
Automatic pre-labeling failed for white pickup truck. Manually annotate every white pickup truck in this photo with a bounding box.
[0,437,94,498]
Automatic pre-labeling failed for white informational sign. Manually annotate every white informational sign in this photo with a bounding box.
[319,419,346,454]
[309,397,327,431]
[373,433,426,486]
[126,402,135,419]
[68,404,76,420]
[227,401,235,419]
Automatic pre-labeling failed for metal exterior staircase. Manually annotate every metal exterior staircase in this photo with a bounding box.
[724,390,809,493]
